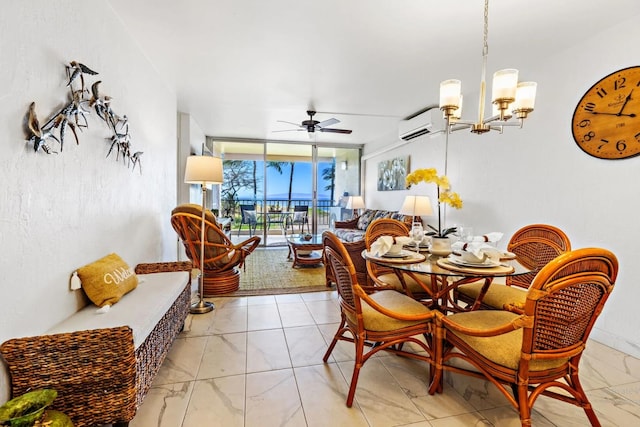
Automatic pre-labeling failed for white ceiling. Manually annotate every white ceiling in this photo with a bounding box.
[107,0,640,146]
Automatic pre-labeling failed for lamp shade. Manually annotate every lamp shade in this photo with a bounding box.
[184,155,223,185]
[399,195,433,216]
[345,196,365,210]
[492,68,519,102]
[439,79,462,108]
[513,81,537,111]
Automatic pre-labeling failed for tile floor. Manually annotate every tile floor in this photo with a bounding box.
[129,291,640,426]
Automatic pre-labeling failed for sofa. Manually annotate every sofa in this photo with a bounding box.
[326,209,413,287]
[334,209,412,243]
[0,261,192,427]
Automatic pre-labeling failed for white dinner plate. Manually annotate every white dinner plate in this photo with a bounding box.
[381,250,415,259]
[447,254,500,268]
[364,250,426,264]
[403,244,430,250]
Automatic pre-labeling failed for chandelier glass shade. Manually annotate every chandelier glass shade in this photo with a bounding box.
[439,0,537,134]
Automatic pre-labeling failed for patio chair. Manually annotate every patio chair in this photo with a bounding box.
[321,231,437,407]
[431,247,618,427]
[238,204,259,236]
[455,224,571,311]
[171,204,260,294]
[364,218,433,300]
[290,205,309,233]
[266,209,288,232]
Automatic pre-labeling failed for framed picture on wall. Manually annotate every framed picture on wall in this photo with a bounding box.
[377,155,409,191]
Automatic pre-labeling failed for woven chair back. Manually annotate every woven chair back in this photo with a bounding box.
[364,218,410,249]
[323,231,357,313]
[506,224,571,289]
[364,218,410,278]
[171,204,233,270]
[522,247,617,355]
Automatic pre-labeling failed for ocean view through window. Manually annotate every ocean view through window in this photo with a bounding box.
[211,139,362,245]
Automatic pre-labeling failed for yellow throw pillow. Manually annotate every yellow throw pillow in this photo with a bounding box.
[77,253,138,307]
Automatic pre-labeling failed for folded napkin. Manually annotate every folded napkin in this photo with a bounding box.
[370,236,413,256]
[451,241,502,263]
[395,236,413,246]
[370,236,393,256]
[467,232,504,243]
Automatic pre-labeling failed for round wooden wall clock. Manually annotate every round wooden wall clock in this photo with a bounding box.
[571,66,640,160]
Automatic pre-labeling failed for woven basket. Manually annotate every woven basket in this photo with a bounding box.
[0,262,192,427]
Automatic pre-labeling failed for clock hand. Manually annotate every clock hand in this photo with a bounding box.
[618,89,634,115]
[587,111,636,118]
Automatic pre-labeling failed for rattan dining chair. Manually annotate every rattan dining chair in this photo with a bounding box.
[322,231,437,407]
[364,218,433,300]
[431,247,618,427]
[171,204,260,294]
[455,224,571,311]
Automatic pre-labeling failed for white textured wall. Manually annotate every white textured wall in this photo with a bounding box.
[0,1,178,399]
[364,14,640,358]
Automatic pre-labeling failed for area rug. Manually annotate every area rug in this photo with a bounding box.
[222,248,331,296]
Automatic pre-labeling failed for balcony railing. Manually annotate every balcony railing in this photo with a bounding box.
[223,198,339,233]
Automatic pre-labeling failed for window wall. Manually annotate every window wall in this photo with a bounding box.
[209,138,362,245]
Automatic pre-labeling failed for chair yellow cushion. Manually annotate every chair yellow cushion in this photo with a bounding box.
[357,290,432,332]
[376,272,431,295]
[457,282,527,309]
[77,253,138,307]
[446,311,568,371]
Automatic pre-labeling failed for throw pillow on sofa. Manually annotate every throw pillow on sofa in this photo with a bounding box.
[356,210,377,230]
[77,253,138,307]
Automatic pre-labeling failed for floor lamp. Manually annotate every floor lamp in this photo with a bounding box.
[184,155,223,314]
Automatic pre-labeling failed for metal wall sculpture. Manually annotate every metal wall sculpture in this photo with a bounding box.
[24,61,143,174]
[377,155,409,191]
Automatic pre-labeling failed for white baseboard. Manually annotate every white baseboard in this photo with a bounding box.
[591,327,640,359]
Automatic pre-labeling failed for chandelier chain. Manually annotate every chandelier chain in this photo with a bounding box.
[482,0,489,57]
[438,0,536,134]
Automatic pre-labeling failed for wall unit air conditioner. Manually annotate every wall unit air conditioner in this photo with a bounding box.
[398,108,443,141]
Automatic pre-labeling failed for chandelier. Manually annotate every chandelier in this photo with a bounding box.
[439,0,537,134]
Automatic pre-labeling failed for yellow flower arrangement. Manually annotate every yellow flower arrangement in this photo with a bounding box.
[405,168,463,237]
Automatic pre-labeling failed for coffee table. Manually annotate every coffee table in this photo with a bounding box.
[286,234,324,268]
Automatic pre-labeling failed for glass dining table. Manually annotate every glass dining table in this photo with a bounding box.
[362,250,532,313]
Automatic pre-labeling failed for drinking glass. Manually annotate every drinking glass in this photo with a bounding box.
[410,223,424,253]
[459,226,473,243]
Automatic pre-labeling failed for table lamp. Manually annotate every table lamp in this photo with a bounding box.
[399,195,433,225]
[184,155,223,314]
[345,196,365,218]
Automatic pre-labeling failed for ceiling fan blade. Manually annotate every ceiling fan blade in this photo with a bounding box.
[319,128,352,134]
[276,120,303,128]
[272,128,306,132]
[316,118,339,128]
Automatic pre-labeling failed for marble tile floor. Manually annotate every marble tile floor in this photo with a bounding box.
[126,291,640,427]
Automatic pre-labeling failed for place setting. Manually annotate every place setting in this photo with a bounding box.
[364,235,426,264]
[437,231,516,274]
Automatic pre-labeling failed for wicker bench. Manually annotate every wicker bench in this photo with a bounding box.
[0,261,192,427]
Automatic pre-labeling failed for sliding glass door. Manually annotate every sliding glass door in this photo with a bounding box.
[211,138,361,246]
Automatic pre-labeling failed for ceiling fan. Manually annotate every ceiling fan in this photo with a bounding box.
[274,110,352,134]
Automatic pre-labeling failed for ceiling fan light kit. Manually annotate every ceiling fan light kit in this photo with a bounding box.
[439,0,537,135]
